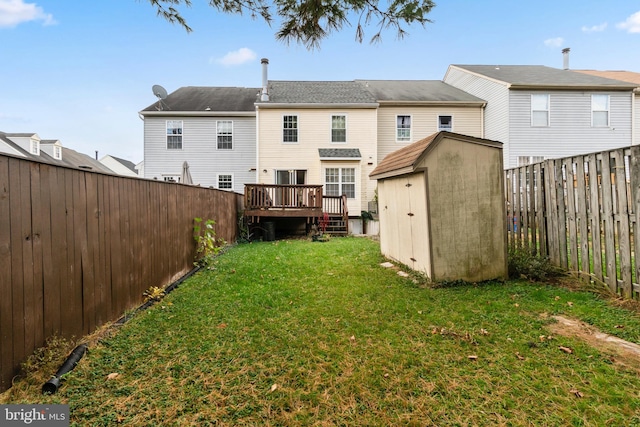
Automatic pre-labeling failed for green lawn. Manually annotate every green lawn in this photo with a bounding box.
[4,237,640,426]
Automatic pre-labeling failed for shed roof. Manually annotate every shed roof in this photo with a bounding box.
[370,131,503,180]
[262,81,378,105]
[356,80,485,104]
[450,65,637,90]
[141,86,260,113]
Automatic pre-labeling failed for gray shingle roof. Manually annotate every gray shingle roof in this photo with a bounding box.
[265,81,378,104]
[357,80,485,103]
[318,148,362,158]
[141,86,260,112]
[451,65,638,89]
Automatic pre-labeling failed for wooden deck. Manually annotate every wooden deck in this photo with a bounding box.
[244,184,349,234]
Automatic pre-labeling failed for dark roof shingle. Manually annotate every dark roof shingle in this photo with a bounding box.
[451,65,638,89]
[264,81,377,104]
[357,80,485,103]
[141,86,260,112]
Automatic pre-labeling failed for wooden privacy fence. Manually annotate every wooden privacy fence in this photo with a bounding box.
[505,145,640,300]
[0,154,242,392]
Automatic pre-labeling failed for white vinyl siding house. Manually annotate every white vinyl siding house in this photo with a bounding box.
[444,64,636,168]
[140,86,259,193]
[143,115,256,192]
[509,91,632,165]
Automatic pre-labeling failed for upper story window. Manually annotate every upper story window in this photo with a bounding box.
[531,94,550,127]
[592,94,610,127]
[325,167,355,199]
[53,146,62,159]
[30,139,39,155]
[217,121,233,150]
[217,174,233,190]
[518,156,545,166]
[166,120,183,150]
[438,115,452,132]
[331,115,346,143]
[397,115,411,142]
[283,115,298,143]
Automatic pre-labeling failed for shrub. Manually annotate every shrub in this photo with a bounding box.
[508,248,563,281]
[193,218,226,267]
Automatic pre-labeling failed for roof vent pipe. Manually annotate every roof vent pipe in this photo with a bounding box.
[562,47,570,70]
[260,58,269,102]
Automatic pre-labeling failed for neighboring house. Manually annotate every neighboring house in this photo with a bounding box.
[356,80,486,163]
[100,154,139,177]
[574,70,640,146]
[0,131,115,173]
[139,86,259,192]
[443,65,638,168]
[255,80,379,215]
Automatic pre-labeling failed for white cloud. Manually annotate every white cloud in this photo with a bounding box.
[0,0,55,28]
[617,11,640,33]
[213,48,257,66]
[544,37,564,48]
[582,22,607,33]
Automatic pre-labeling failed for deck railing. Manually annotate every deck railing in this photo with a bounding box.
[244,184,323,211]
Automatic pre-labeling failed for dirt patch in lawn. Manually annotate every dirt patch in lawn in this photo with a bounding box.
[547,315,640,372]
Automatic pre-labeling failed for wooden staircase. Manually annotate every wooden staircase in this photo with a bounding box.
[322,195,349,235]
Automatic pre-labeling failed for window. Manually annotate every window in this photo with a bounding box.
[531,94,549,127]
[397,115,411,142]
[283,115,298,143]
[518,156,545,166]
[216,121,233,150]
[53,146,62,159]
[438,115,452,131]
[30,139,39,155]
[325,167,355,199]
[166,120,183,150]
[162,175,180,182]
[592,94,609,127]
[217,174,233,190]
[331,115,346,143]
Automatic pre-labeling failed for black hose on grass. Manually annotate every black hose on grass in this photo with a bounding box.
[41,265,201,394]
[41,344,87,395]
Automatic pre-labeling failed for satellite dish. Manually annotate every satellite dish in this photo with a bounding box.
[152,84,168,100]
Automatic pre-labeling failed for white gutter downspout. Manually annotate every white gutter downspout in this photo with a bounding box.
[632,90,637,146]
[256,105,260,183]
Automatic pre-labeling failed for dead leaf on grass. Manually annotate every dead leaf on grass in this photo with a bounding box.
[515,352,525,360]
[269,384,278,393]
[479,328,489,335]
[217,323,227,329]
[559,346,574,354]
[569,388,583,398]
[615,325,625,329]
[106,373,120,380]
[555,296,561,301]
[468,355,478,360]
[514,303,520,307]
[349,335,356,343]
[567,302,574,307]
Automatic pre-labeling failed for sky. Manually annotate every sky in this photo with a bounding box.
[1,0,639,163]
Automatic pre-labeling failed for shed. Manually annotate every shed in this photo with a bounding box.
[369,131,507,282]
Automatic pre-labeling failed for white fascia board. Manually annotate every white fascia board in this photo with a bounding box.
[139,111,256,117]
[255,103,379,109]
